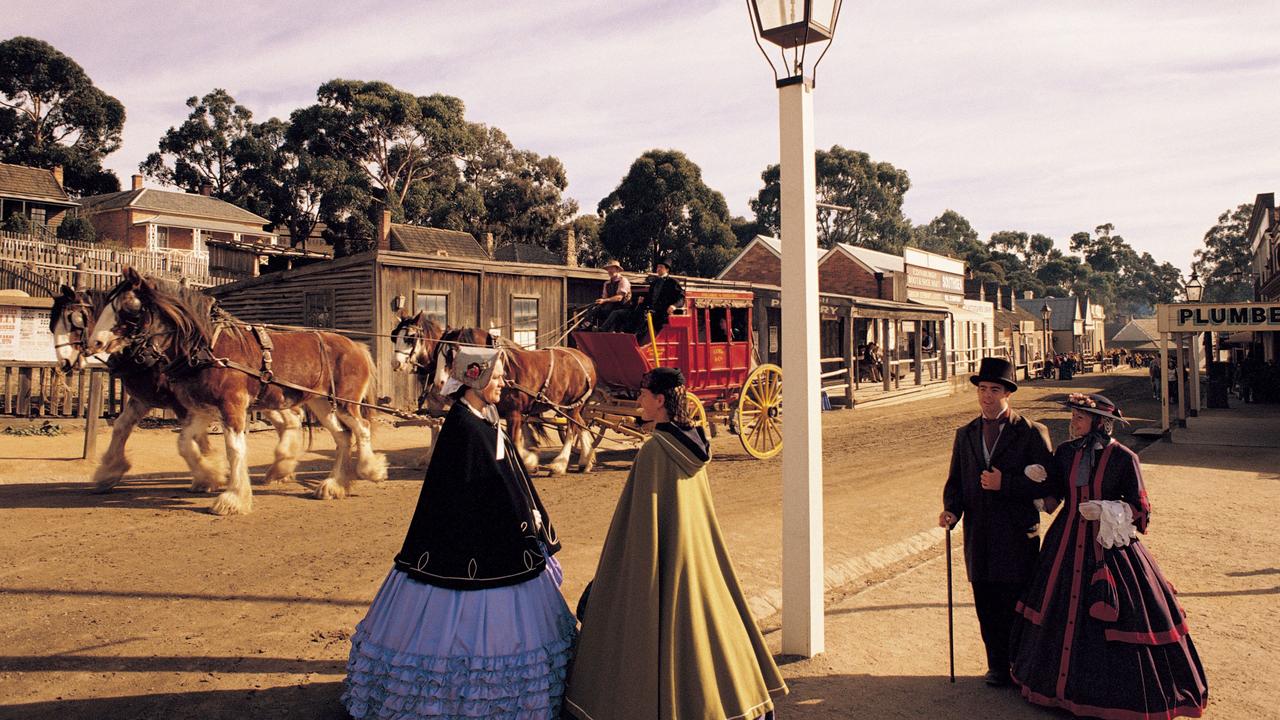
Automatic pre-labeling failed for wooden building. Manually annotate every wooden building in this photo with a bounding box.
[0,162,77,235]
[208,247,609,411]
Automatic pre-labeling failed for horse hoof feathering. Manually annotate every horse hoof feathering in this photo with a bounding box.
[313,478,348,500]
[210,491,251,516]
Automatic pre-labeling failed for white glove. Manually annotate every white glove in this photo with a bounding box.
[1024,464,1047,483]
[1078,501,1103,521]
[1096,500,1137,549]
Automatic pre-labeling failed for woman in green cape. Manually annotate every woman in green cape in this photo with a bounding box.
[564,367,787,720]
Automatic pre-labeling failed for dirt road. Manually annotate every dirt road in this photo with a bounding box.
[1,368,1240,719]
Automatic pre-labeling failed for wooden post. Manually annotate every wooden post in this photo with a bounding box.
[913,322,923,386]
[82,370,105,460]
[842,310,855,406]
[882,318,891,392]
[940,318,949,381]
[1189,333,1202,416]
[1159,333,1170,433]
[1175,334,1187,424]
[16,366,32,416]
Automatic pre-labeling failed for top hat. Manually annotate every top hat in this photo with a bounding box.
[1060,392,1128,424]
[654,256,672,271]
[970,357,1018,392]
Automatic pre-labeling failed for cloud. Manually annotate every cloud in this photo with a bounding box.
[6,0,1275,272]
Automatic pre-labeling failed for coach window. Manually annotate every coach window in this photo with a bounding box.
[304,289,335,328]
[512,296,538,349]
[414,291,448,326]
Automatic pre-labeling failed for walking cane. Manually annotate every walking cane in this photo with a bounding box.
[946,524,955,683]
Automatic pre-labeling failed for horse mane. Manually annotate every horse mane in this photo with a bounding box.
[111,276,223,359]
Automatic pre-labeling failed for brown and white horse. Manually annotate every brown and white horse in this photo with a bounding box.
[86,269,386,515]
[389,311,448,416]
[425,327,598,474]
[51,284,305,494]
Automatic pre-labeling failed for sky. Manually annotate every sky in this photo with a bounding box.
[7,0,1279,273]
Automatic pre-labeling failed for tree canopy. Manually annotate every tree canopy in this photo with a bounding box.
[751,145,911,252]
[1193,203,1254,302]
[0,36,125,196]
[140,89,260,208]
[597,149,738,276]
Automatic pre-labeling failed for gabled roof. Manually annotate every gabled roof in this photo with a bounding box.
[78,187,268,226]
[493,242,562,265]
[829,243,904,274]
[714,235,782,280]
[1015,296,1080,331]
[389,223,488,259]
[0,162,75,206]
[1110,318,1159,343]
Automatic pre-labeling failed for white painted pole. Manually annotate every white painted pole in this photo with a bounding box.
[1160,332,1170,433]
[779,77,824,657]
[1190,333,1202,416]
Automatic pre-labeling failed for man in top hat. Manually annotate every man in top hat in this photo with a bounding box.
[939,357,1054,686]
[636,256,685,339]
[593,260,631,331]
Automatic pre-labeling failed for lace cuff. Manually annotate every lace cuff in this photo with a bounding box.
[1096,500,1136,548]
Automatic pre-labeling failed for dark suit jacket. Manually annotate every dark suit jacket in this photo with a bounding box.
[943,408,1054,585]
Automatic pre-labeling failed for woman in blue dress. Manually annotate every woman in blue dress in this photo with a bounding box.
[343,346,576,719]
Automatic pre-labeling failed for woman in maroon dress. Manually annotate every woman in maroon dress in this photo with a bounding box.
[1009,393,1208,719]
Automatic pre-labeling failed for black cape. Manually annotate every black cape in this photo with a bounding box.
[394,401,560,590]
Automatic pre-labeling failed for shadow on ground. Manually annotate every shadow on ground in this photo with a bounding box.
[0,682,348,720]
[777,672,1066,719]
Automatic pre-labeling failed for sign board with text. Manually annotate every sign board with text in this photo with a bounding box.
[1157,302,1280,333]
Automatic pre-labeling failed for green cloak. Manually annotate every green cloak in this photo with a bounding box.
[564,428,787,719]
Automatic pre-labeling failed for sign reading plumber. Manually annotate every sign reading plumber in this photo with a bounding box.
[1157,302,1280,333]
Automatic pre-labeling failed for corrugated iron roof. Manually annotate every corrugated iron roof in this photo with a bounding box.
[1015,296,1079,331]
[493,242,562,265]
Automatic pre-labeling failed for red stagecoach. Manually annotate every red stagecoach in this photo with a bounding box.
[571,287,783,459]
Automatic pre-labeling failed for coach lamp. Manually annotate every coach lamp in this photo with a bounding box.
[1184,271,1203,303]
[747,0,843,86]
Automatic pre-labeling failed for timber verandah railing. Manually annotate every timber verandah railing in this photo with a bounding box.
[819,344,1014,406]
[0,231,234,290]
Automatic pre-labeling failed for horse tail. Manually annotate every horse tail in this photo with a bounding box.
[355,339,380,440]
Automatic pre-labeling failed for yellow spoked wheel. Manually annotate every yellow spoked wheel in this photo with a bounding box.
[683,391,707,430]
[736,363,782,459]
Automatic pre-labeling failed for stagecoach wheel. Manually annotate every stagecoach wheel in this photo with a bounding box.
[736,363,783,460]
[683,391,707,430]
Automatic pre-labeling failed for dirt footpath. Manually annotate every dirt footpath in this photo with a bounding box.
[1,368,1268,719]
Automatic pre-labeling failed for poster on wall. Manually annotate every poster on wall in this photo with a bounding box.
[0,305,56,363]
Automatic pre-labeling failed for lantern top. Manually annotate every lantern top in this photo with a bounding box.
[750,0,841,49]
[1185,271,1203,303]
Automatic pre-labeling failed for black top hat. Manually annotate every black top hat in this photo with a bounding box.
[970,357,1018,392]
[642,367,685,393]
[654,256,672,270]
[1060,393,1128,424]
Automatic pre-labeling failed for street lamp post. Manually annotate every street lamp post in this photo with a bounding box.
[1185,272,1204,417]
[747,0,843,658]
[1041,303,1052,374]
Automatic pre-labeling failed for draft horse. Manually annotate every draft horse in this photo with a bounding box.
[424,327,598,475]
[51,284,305,494]
[87,269,386,515]
[389,311,448,416]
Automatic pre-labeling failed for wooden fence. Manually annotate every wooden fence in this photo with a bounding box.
[0,231,234,290]
[0,362,124,418]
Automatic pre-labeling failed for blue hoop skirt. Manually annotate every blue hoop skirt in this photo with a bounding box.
[343,555,576,719]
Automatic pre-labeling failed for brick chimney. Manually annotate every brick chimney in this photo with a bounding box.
[377,210,392,252]
[1023,290,1035,300]
[563,228,578,267]
[199,182,213,196]
[51,165,64,188]
[131,174,144,190]
[484,232,495,258]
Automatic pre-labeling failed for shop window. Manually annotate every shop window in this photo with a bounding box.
[304,289,335,328]
[414,292,448,326]
[512,297,538,349]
